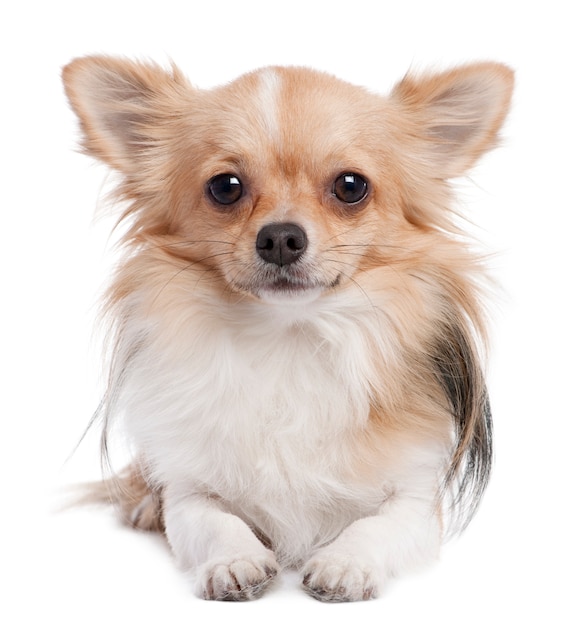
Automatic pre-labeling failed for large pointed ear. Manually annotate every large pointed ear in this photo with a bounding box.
[391,63,514,178]
[62,56,190,172]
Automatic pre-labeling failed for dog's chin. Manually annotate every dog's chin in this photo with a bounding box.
[257,283,326,305]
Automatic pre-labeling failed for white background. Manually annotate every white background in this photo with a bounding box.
[2,1,578,623]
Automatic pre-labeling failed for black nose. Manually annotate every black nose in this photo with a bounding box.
[256,223,308,267]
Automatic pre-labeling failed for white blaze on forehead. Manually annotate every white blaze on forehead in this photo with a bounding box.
[255,68,280,139]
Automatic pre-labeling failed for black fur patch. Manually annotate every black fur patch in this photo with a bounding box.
[432,319,493,531]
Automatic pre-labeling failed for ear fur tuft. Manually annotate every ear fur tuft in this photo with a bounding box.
[62,56,189,172]
[392,62,514,178]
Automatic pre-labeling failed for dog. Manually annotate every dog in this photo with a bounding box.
[63,56,513,602]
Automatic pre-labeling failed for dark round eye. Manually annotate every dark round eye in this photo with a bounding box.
[332,173,368,204]
[207,173,243,205]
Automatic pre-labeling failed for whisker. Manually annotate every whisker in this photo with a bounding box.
[322,225,362,246]
[151,250,236,304]
[326,243,412,253]
[324,254,410,300]
[139,239,236,254]
[334,271,381,316]
[326,250,368,260]
[323,257,363,273]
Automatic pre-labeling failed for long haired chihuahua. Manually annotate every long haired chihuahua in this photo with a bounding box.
[63,57,513,602]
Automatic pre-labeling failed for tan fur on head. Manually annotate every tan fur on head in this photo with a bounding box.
[64,57,513,601]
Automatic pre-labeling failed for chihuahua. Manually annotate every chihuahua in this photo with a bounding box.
[63,57,513,601]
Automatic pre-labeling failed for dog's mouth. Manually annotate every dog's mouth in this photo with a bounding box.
[227,222,344,303]
[235,270,341,303]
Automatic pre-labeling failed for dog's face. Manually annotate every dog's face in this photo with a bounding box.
[63,59,513,305]
[181,68,400,304]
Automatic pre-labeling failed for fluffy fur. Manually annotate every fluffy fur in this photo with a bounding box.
[63,57,513,602]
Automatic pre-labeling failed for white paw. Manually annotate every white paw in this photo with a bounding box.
[196,552,280,601]
[302,552,380,602]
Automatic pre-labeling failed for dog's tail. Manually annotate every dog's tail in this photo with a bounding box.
[75,463,165,533]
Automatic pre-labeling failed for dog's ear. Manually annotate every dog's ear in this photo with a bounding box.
[62,56,190,173]
[391,63,514,178]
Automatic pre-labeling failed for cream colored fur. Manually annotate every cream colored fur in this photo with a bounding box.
[63,58,513,601]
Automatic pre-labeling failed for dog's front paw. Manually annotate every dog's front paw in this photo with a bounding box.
[196,552,280,601]
[302,552,380,602]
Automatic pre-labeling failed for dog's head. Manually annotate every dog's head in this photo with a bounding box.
[63,58,513,305]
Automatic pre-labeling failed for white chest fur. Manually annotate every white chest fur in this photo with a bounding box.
[116,289,419,561]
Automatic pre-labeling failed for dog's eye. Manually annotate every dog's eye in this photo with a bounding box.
[332,173,368,204]
[207,174,243,205]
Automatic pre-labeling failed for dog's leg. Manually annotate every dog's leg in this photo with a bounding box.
[163,487,279,601]
[301,491,440,602]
